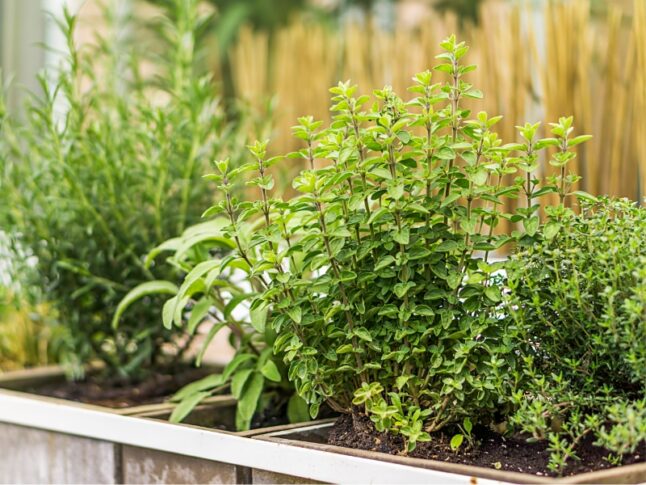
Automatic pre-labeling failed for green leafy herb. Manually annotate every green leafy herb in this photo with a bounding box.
[506,197,646,473]
[201,35,590,452]
[0,0,248,380]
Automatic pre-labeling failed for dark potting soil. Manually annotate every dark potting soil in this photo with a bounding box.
[251,397,289,429]
[30,367,211,408]
[250,396,335,430]
[328,413,645,478]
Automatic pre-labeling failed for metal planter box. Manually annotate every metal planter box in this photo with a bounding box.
[0,367,327,484]
[0,367,125,484]
[252,422,646,485]
[0,421,120,484]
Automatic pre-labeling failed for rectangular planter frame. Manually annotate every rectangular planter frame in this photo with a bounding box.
[2,368,643,484]
[0,365,227,416]
[0,367,327,484]
[252,422,646,485]
[0,389,508,484]
[120,400,335,484]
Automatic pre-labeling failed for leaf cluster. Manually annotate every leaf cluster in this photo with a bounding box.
[115,218,308,430]
[202,35,590,451]
[0,0,246,379]
[505,197,646,471]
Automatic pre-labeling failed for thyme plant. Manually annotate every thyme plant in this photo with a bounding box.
[0,0,245,380]
[506,197,645,472]
[201,36,590,451]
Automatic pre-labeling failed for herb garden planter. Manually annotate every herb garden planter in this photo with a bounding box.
[252,422,646,485]
[0,390,516,485]
[0,366,228,484]
[120,399,326,484]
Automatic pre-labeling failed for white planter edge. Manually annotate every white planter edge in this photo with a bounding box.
[0,389,511,485]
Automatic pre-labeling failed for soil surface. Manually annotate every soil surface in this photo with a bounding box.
[328,413,645,477]
[251,396,290,429]
[30,367,211,408]
[251,396,335,430]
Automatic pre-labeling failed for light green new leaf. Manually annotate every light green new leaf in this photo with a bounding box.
[113,280,178,329]
[162,295,182,329]
[250,305,268,333]
[172,260,221,319]
[170,391,211,423]
[286,306,302,324]
[450,433,464,451]
[171,373,223,402]
[572,190,598,203]
[543,222,561,240]
[221,353,256,382]
[260,360,282,382]
[144,238,181,268]
[353,327,373,342]
[187,297,214,334]
[173,233,235,262]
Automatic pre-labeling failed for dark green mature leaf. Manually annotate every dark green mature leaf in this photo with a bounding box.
[231,369,254,399]
[287,394,310,423]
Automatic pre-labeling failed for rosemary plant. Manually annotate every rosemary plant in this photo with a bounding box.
[0,0,245,380]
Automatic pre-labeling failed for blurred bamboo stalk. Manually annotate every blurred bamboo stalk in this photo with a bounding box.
[227,0,645,202]
[229,26,269,113]
[273,21,337,156]
[633,0,646,200]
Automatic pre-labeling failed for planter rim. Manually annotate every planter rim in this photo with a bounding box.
[254,421,646,485]
[0,391,508,485]
[134,397,334,437]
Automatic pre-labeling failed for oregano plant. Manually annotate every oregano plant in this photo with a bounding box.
[200,35,590,452]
